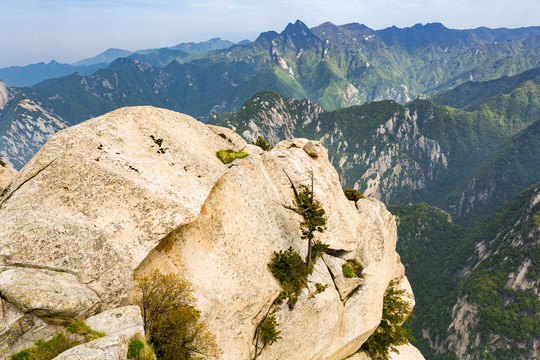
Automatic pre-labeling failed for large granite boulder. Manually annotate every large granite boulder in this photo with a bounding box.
[0,106,421,360]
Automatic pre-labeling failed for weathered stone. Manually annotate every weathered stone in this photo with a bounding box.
[243,143,264,156]
[0,268,100,324]
[51,334,129,360]
[0,107,233,308]
[0,79,8,110]
[347,344,426,360]
[0,106,421,359]
[389,343,426,360]
[207,124,247,150]
[322,254,364,301]
[84,306,144,339]
[303,140,324,158]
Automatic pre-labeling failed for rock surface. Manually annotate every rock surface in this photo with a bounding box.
[52,334,129,360]
[0,106,420,359]
[0,79,8,110]
[0,268,100,324]
[84,306,144,340]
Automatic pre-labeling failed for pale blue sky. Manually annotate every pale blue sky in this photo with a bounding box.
[0,0,539,68]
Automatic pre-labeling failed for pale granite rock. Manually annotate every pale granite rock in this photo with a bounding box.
[0,79,8,110]
[0,106,234,309]
[52,334,129,360]
[84,306,144,339]
[0,106,421,360]
[0,268,100,324]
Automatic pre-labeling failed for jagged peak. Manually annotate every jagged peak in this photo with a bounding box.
[281,19,312,37]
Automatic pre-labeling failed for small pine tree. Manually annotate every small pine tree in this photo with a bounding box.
[360,280,414,359]
[253,136,273,151]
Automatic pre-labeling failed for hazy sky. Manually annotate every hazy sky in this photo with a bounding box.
[0,0,539,68]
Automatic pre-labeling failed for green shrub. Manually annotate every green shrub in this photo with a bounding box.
[134,270,220,360]
[359,280,414,359]
[66,320,105,341]
[253,136,273,151]
[344,188,364,202]
[268,247,309,309]
[293,184,327,268]
[311,240,329,260]
[342,263,357,278]
[127,339,144,359]
[315,283,327,294]
[10,332,79,360]
[216,149,248,164]
[257,313,281,347]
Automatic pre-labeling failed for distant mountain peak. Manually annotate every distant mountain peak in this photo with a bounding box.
[281,19,311,36]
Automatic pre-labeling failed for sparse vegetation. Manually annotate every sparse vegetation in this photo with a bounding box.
[344,188,364,202]
[134,270,220,360]
[10,320,105,360]
[342,259,363,278]
[255,312,281,352]
[127,339,144,359]
[65,320,105,341]
[315,283,327,294]
[253,136,273,151]
[359,280,414,360]
[216,149,248,164]
[10,332,78,360]
[342,263,357,278]
[268,247,309,309]
[310,240,329,261]
[290,182,327,268]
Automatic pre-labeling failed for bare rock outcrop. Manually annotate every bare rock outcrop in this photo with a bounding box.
[0,106,420,359]
[0,79,8,110]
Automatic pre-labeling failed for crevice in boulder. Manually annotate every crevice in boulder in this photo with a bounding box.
[321,256,340,296]
[326,248,351,258]
[0,261,78,278]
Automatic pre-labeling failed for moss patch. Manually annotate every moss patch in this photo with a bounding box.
[216,149,248,164]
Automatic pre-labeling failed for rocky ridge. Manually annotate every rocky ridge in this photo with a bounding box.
[0,106,422,360]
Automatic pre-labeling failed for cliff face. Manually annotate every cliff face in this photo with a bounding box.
[0,79,69,169]
[0,106,422,359]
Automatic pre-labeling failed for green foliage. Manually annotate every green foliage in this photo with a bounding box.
[134,270,220,360]
[310,240,329,260]
[257,313,281,348]
[10,332,78,360]
[292,184,327,267]
[342,263,357,278]
[65,320,105,341]
[388,203,467,358]
[127,339,144,359]
[342,259,363,278]
[344,188,364,202]
[216,149,248,164]
[360,280,414,360]
[253,135,273,151]
[268,247,309,309]
[315,283,327,294]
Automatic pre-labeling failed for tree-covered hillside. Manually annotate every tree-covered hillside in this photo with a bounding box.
[391,183,540,359]
[209,67,540,225]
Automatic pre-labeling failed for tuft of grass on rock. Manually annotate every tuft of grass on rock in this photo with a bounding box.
[216,149,248,164]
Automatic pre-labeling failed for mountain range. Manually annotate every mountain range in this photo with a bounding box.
[210,66,540,225]
[0,37,244,87]
[0,18,539,360]
[1,20,540,170]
